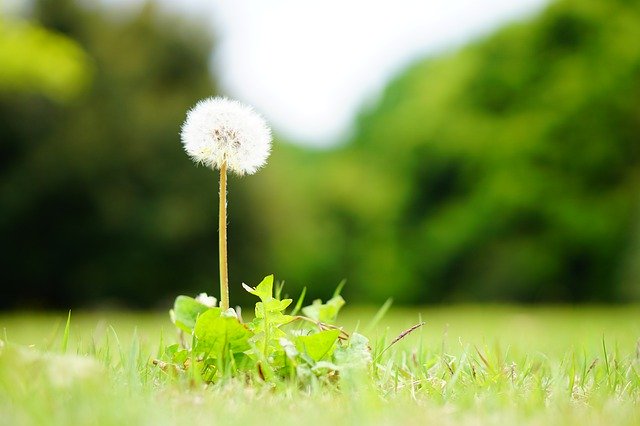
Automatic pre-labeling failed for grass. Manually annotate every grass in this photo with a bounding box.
[1,305,639,425]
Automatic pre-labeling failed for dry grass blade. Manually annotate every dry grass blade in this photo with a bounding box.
[375,322,425,362]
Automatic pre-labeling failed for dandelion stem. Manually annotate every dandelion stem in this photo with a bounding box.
[219,161,229,310]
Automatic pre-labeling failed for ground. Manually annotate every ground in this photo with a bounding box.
[1,305,639,425]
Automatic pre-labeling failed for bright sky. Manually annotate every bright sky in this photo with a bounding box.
[108,0,549,146]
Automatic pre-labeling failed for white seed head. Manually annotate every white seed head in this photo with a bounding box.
[180,97,272,175]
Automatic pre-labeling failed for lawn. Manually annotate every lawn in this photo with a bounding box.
[1,305,639,425]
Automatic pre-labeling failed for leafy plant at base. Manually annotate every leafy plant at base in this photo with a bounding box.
[159,275,374,385]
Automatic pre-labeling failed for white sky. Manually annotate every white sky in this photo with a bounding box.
[108,0,549,145]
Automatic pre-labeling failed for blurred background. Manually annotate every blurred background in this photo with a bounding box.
[1,0,639,309]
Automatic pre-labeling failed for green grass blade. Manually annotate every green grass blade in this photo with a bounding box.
[602,335,610,376]
[365,298,393,333]
[332,279,347,298]
[290,286,307,316]
[61,310,71,353]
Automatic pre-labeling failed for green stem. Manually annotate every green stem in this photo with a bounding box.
[219,161,229,311]
[263,308,269,357]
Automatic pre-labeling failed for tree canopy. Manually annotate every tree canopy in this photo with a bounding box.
[2,0,639,307]
[256,0,640,303]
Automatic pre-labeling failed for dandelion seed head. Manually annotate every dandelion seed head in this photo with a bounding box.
[180,97,272,175]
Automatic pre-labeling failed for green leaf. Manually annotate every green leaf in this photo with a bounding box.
[296,329,340,362]
[232,353,256,371]
[251,313,294,332]
[162,343,180,359]
[242,275,275,302]
[334,332,372,369]
[194,310,252,357]
[255,299,293,318]
[171,296,218,334]
[172,348,189,365]
[302,295,345,324]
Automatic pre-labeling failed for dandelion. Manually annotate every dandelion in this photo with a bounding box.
[181,97,272,310]
[181,97,272,175]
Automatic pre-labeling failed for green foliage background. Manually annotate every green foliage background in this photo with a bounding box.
[1,0,639,307]
[253,0,640,303]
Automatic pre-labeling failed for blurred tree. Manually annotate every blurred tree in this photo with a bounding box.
[255,0,640,303]
[0,14,91,100]
[0,0,259,308]
[3,0,640,308]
